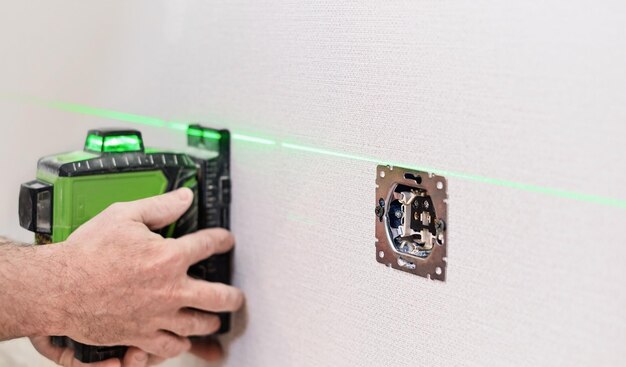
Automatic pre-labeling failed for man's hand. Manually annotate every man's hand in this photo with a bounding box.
[30,336,224,367]
[30,336,123,367]
[12,188,243,363]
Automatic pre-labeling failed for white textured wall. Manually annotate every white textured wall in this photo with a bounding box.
[1,1,625,366]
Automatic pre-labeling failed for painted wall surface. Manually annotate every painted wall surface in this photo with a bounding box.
[1,1,625,366]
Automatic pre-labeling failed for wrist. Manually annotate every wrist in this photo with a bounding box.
[27,243,73,336]
[0,242,39,338]
[0,242,69,337]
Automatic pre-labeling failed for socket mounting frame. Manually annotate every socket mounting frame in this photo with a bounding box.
[375,165,448,281]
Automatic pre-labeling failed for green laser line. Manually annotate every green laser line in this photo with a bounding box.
[27,98,278,145]
[45,101,167,128]
[232,133,276,145]
[281,142,626,209]
[167,121,189,131]
[281,143,379,164]
[14,97,626,209]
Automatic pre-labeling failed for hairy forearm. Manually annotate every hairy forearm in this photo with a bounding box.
[0,237,66,340]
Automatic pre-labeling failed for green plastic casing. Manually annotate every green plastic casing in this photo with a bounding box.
[40,169,170,243]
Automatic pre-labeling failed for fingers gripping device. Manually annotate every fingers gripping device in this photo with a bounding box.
[18,125,232,363]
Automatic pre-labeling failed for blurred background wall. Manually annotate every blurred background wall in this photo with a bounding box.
[0,1,624,366]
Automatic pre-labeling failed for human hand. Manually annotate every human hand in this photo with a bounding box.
[30,336,224,366]
[31,336,136,367]
[37,188,243,360]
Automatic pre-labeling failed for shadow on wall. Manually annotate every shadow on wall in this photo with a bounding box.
[218,302,249,365]
[173,304,249,367]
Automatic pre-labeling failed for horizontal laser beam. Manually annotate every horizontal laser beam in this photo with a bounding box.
[22,98,278,146]
[281,142,626,209]
[12,95,626,210]
[232,133,276,145]
[45,101,167,128]
[281,143,378,163]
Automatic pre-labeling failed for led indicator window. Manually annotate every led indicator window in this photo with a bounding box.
[84,130,144,153]
[85,134,104,152]
[102,135,142,152]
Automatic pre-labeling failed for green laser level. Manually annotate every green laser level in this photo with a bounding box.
[18,125,232,363]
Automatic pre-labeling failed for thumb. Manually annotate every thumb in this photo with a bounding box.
[120,188,194,230]
[123,347,149,367]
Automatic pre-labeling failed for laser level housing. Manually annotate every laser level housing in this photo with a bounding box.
[18,125,232,363]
